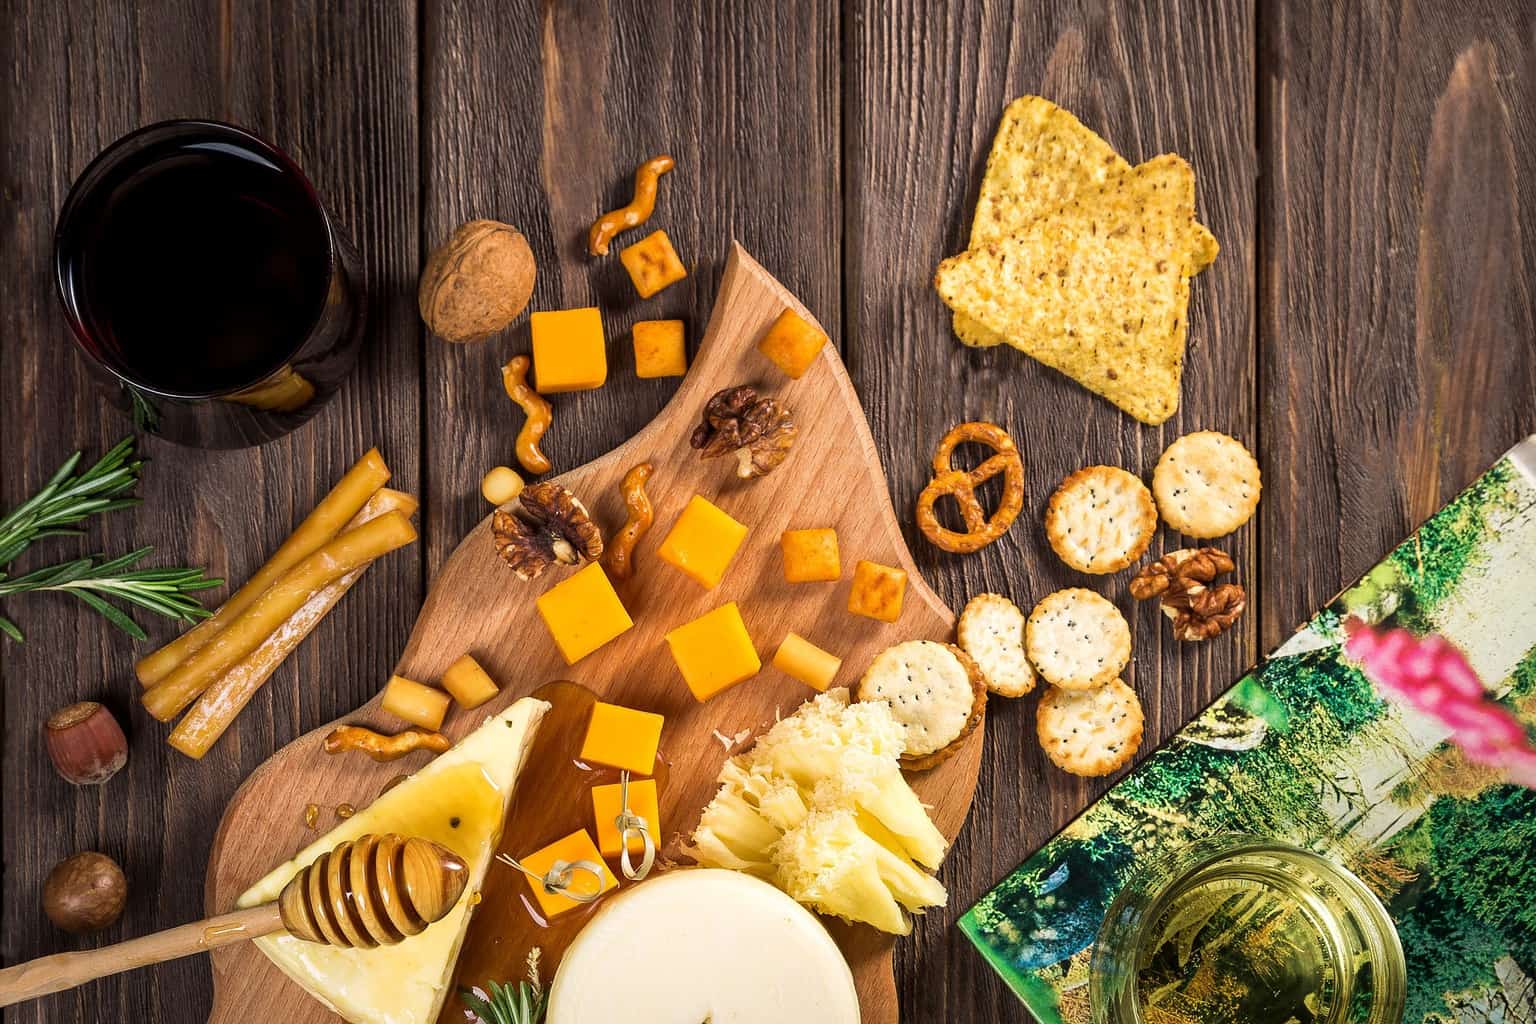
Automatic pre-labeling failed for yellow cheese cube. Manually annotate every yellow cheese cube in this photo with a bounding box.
[440,654,499,710]
[771,632,842,692]
[780,528,841,583]
[591,777,661,858]
[756,308,829,379]
[665,603,761,701]
[657,495,748,589]
[535,562,634,664]
[379,675,451,731]
[531,307,607,393]
[632,319,687,378]
[519,830,617,919]
[848,559,907,623]
[580,701,664,775]
[619,230,687,298]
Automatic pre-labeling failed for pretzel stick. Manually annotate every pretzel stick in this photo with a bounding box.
[142,511,418,722]
[166,489,419,759]
[135,449,392,687]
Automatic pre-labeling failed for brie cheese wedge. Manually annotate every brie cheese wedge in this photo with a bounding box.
[547,868,861,1023]
[237,698,548,1024]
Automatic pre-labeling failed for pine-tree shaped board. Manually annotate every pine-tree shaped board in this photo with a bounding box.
[204,243,984,1024]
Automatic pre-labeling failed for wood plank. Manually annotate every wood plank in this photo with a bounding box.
[843,2,1256,1020]
[418,0,841,573]
[1258,4,1536,651]
[0,3,420,1022]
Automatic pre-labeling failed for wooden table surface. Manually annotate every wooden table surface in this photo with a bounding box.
[2,3,1532,1022]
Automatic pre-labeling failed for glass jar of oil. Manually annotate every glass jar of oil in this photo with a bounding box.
[1091,835,1405,1024]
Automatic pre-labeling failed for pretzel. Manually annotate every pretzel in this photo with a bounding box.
[322,725,452,762]
[915,422,1024,553]
[588,155,676,256]
[501,355,553,475]
[604,462,655,580]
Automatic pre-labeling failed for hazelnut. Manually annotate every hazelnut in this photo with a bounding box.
[43,851,127,933]
[418,219,537,343]
[44,701,128,785]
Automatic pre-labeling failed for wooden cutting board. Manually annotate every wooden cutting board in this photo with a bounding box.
[204,243,984,1024]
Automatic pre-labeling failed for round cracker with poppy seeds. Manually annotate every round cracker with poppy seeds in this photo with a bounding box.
[856,640,986,770]
[1152,431,1261,539]
[1044,466,1158,574]
[1036,679,1144,776]
[958,593,1035,697]
[1025,588,1131,691]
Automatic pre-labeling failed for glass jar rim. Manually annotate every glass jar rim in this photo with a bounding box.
[1089,833,1406,1024]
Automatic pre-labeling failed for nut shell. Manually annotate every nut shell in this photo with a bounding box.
[43,851,127,933]
[418,219,536,343]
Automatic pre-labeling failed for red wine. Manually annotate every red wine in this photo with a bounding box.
[57,128,333,396]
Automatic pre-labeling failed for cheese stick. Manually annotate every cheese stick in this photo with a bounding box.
[134,448,391,687]
[167,489,418,759]
[142,511,418,722]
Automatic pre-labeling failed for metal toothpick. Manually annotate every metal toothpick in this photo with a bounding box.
[497,853,607,903]
[615,770,657,881]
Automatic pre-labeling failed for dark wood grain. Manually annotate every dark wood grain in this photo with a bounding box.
[418,0,841,575]
[844,2,1255,1019]
[1258,3,1536,652]
[0,3,421,1022]
[2,1,1535,1022]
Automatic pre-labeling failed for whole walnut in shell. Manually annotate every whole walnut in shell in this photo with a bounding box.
[418,219,537,343]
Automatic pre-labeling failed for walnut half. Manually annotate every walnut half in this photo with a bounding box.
[1130,547,1245,641]
[689,385,798,479]
[1162,578,1247,641]
[492,482,603,581]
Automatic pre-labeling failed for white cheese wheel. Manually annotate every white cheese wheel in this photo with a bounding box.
[546,869,861,1023]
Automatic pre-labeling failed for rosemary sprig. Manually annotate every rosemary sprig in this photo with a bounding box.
[460,948,547,1024]
[0,547,222,642]
[0,437,143,568]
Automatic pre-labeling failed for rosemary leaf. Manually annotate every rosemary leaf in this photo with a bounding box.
[0,437,143,570]
[0,548,221,643]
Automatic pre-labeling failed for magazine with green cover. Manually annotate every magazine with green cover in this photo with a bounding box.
[960,435,1536,1023]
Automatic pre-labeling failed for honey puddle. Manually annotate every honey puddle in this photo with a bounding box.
[435,681,670,1023]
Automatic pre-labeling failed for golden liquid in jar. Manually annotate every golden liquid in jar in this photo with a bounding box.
[1094,840,1404,1024]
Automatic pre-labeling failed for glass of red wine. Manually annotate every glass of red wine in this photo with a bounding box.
[54,120,365,448]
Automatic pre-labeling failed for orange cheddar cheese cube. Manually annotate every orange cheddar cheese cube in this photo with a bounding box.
[440,653,499,710]
[848,559,907,623]
[379,675,451,731]
[535,562,634,664]
[780,528,841,583]
[519,830,617,919]
[665,603,761,701]
[757,308,829,379]
[772,632,842,692]
[580,701,664,775]
[657,495,748,589]
[619,229,687,299]
[531,307,607,393]
[591,777,661,858]
[632,319,687,379]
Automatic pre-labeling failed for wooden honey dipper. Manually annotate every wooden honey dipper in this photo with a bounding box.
[0,834,467,1007]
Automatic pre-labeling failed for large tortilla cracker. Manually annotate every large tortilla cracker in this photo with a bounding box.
[935,155,1199,424]
[956,96,1216,350]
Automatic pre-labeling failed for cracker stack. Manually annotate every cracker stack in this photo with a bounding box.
[934,96,1218,425]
